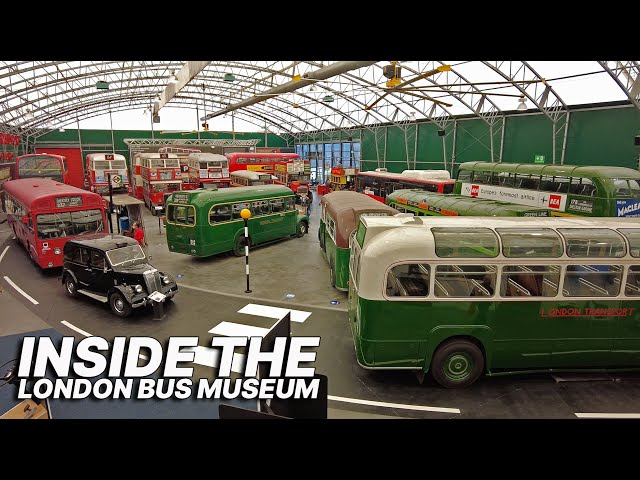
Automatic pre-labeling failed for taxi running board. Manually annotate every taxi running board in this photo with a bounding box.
[78,289,108,303]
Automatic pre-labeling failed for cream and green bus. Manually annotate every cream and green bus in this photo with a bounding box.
[319,191,398,290]
[348,215,640,388]
[165,185,309,257]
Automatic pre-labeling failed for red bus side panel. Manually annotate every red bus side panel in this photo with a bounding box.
[35,147,85,189]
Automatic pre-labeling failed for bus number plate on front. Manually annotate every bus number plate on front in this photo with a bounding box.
[55,196,83,208]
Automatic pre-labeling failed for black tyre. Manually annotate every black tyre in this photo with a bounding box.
[296,221,308,238]
[109,292,132,318]
[430,339,484,388]
[233,236,250,257]
[329,263,336,288]
[63,274,78,298]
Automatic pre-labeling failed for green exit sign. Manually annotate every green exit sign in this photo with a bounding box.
[534,155,545,164]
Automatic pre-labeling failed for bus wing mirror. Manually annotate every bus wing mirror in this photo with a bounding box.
[21,215,29,225]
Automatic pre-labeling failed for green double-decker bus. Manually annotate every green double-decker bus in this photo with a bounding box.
[165,185,309,257]
[349,215,640,388]
[387,189,552,217]
[454,162,640,217]
[319,191,398,290]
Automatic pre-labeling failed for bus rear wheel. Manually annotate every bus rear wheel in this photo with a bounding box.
[233,236,251,257]
[431,339,484,388]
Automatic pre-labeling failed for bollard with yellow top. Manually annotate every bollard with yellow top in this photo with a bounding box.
[241,208,252,293]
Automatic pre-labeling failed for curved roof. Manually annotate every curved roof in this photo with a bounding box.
[0,61,637,138]
[459,162,640,179]
[170,184,293,208]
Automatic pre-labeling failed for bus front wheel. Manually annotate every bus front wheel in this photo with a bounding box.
[431,339,484,388]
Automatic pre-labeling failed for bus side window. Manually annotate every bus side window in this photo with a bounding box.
[210,204,232,223]
[386,263,429,297]
[270,198,284,213]
[232,202,250,220]
[435,265,495,298]
[501,265,558,297]
[252,200,270,216]
[625,265,640,296]
[457,170,472,182]
[284,197,296,211]
[563,264,621,297]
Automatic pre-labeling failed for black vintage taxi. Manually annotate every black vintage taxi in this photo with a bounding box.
[61,234,178,317]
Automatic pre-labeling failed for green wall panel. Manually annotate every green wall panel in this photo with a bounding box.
[452,118,492,166]
[564,107,640,169]
[501,114,553,164]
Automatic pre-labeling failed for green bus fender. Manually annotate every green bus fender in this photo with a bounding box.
[422,325,493,373]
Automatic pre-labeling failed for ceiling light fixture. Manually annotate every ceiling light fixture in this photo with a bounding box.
[58,127,65,132]
[25,109,34,119]
[408,111,416,122]
[517,95,527,111]
[168,71,178,84]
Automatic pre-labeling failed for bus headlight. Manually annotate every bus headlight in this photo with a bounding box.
[54,248,61,255]
[133,284,144,293]
[162,275,171,285]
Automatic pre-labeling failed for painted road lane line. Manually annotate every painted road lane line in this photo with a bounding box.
[575,413,640,418]
[328,395,461,414]
[182,346,246,374]
[209,321,270,338]
[60,321,93,337]
[4,276,39,305]
[0,245,9,265]
[238,303,312,323]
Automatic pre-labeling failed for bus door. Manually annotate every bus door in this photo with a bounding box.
[550,264,618,367]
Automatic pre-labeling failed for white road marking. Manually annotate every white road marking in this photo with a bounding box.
[178,283,348,312]
[182,346,246,373]
[4,276,39,305]
[238,303,312,323]
[327,395,461,414]
[209,321,270,338]
[0,245,9,265]
[60,320,92,337]
[575,413,640,418]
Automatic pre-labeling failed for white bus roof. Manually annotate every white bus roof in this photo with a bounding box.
[355,216,640,299]
[401,169,451,180]
[231,170,273,180]
[137,153,179,159]
[187,152,228,162]
[86,153,126,161]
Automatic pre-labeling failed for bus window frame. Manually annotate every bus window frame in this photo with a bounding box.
[166,204,197,227]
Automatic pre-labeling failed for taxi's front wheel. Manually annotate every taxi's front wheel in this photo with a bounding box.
[109,292,132,318]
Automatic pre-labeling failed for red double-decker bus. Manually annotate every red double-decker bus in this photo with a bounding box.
[138,153,182,214]
[85,153,130,195]
[355,169,455,203]
[186,152,230,189]
[158,146,202,189]
[15,154,69,185]
[2,178,108,268]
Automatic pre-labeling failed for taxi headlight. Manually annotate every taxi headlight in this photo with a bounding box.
[162,275,171,285]
[133,284,144,293]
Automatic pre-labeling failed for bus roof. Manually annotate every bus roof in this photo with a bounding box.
[357,170,454,185]
[168,184,294,207]
[388,189,553,216]
[231,170,274,180]
[86,153,126,161]
[458,162,640,179]
[136,153,179,159]
[2,178,103,206]
[187,152,227,162]
[225,152,300,160]
[321,191,398,247]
